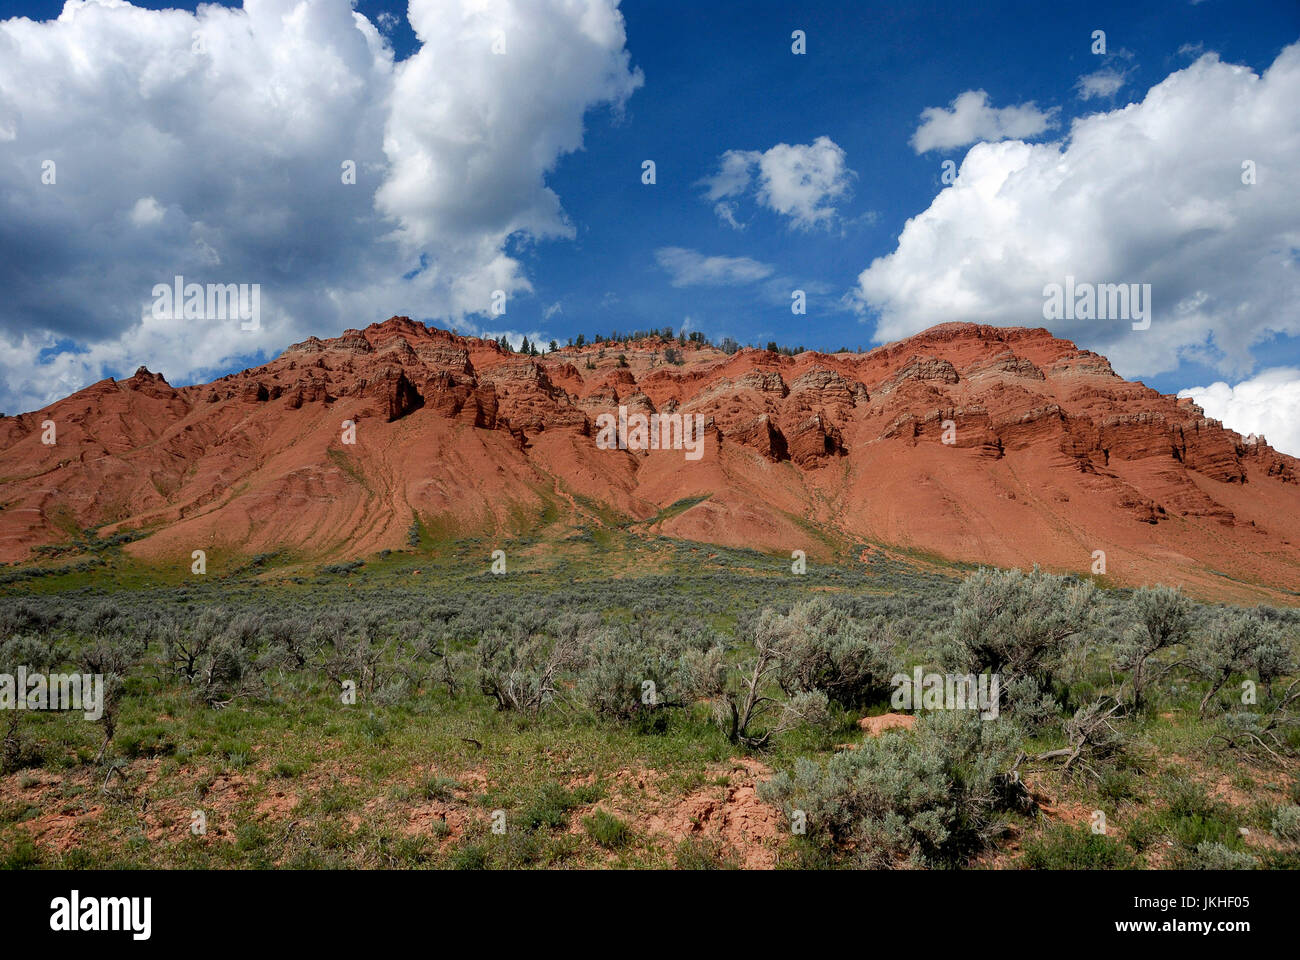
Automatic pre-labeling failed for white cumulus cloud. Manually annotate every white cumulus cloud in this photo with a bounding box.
[699,136,853,230]
[857,45,1300,380]
[0,0,641,415]
[910,89,1058,153]
[1180,369,1300,458]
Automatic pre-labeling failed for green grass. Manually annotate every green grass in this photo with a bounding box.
[419,776,460,801]
[646,495,711,525]
[1023,825,1140,869]
[674,836,741,870]
[583,810,632,848]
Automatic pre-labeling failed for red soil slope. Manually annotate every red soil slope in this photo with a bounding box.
[2,317,1297,601]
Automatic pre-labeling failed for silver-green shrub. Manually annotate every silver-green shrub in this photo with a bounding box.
[1116,585,1192,711]
[576,625,724,721]
[946,567,1095,726]
[1271,804,1300,843]
[759,711,1026,867]
[769,598,899,709]
[1192,610,1284,715]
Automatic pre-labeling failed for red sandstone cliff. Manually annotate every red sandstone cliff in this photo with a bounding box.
[2,318,1297,601]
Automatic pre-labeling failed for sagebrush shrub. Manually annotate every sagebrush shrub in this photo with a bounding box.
[759,711,1026,867]
[1116,585,1192,711]
[476,629,581,714]
[946,567,1095,727]
[1271,804,1300,843]
[711,609,835,747]
[769,598,898,709]
[1180,842,1257,870]
[1192,610,1283,715]
[575,625,723,721]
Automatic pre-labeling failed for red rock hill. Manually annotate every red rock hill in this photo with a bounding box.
[2,317,1297,601]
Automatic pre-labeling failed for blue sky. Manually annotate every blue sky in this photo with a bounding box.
[539,0,1299,390]
[1,1,1298,448]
